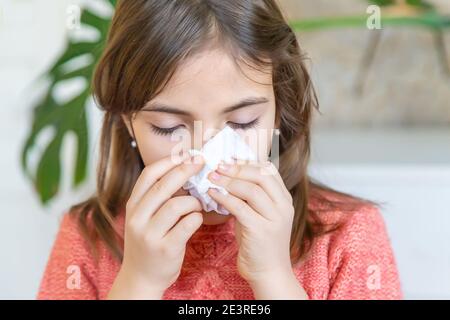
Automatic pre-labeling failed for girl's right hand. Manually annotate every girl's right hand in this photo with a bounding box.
[107,153,205,300]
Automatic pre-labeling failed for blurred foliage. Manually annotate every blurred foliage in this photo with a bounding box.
[21,0,116,203]
[22,0,449,204]
[290,11,450,31]
[369,0,432,9]
[291,0,450,31]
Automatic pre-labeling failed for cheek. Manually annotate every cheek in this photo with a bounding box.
[134,127,192,166]
[131,125,166,165]
[262,108,277,160]
[252,113,277,161]
[259,125,275,162]
[240,114,275,162]
[137,140,166,166]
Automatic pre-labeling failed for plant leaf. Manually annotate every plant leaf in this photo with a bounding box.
[290,11,450,31]
[368,0,433,8]
[21,2,114,204]
[36,134,62,203]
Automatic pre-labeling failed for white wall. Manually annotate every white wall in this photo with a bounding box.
[0,0,449,299]
[310,128,450,299]
[0,0,99,299]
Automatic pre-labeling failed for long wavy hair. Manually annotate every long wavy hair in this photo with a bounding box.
[72,0,377,265]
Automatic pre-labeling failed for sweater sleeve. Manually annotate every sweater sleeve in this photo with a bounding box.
[37,212,99,300]
[327,205,403,300]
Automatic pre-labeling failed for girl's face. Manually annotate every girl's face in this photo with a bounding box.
[124,48,277,225]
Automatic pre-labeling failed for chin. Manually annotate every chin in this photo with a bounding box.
[200,210,232,225]
[174,188,231,225]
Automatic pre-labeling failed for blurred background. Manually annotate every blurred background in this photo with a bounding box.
[0,0,449,299]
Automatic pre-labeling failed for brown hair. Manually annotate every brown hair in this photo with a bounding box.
[72,0,378,265]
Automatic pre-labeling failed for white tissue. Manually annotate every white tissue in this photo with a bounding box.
[182,125,258,215]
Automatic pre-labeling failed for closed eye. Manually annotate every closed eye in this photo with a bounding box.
[227,118,260,130]
[150,125,185,136]
[150,118,260,137]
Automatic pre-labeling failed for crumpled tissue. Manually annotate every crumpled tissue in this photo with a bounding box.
[182,125,257,215]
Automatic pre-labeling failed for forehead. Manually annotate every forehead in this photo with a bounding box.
[153,48,273,106]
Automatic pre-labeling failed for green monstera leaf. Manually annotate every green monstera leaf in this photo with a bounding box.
[21,0,117,204]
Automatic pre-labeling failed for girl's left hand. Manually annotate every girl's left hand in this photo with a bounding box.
[207,160,295,286]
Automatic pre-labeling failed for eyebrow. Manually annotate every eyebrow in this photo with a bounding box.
[142,97,269,116]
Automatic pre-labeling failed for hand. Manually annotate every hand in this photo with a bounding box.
[207,160,295,285]
[108,153,205,299]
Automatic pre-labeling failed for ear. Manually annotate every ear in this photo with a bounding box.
[121,114,134,138]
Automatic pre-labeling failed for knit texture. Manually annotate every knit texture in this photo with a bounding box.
[37,194,402,300]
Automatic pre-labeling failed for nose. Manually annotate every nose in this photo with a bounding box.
[191,121,225,150]
[202,127,222,143]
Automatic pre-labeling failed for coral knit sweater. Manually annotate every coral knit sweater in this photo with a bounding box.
[37,195,402,300]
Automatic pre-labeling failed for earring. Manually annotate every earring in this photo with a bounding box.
[130,140,137,148]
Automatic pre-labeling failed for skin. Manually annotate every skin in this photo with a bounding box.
[124,47,277,225]
[108,47,308,299]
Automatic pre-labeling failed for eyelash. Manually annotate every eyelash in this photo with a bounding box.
[150,118,260,136]
[229,118,260,130]
[150,125,184,136]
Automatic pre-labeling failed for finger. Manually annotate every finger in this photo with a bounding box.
[149,196,203,238]
[231,158,285,188]
[164,212,203,248]
[207,188,262,228]
[132,155,205,224]
[208,172,276,220]
[216,161,289,204]
[127,151,191,213]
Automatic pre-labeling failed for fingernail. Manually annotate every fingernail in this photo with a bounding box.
[218,163,231,172]
[181,151,190,158]
[192,155,204,164]
[209,171,221,181]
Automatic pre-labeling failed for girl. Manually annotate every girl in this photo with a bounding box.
[37,0,402,300]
